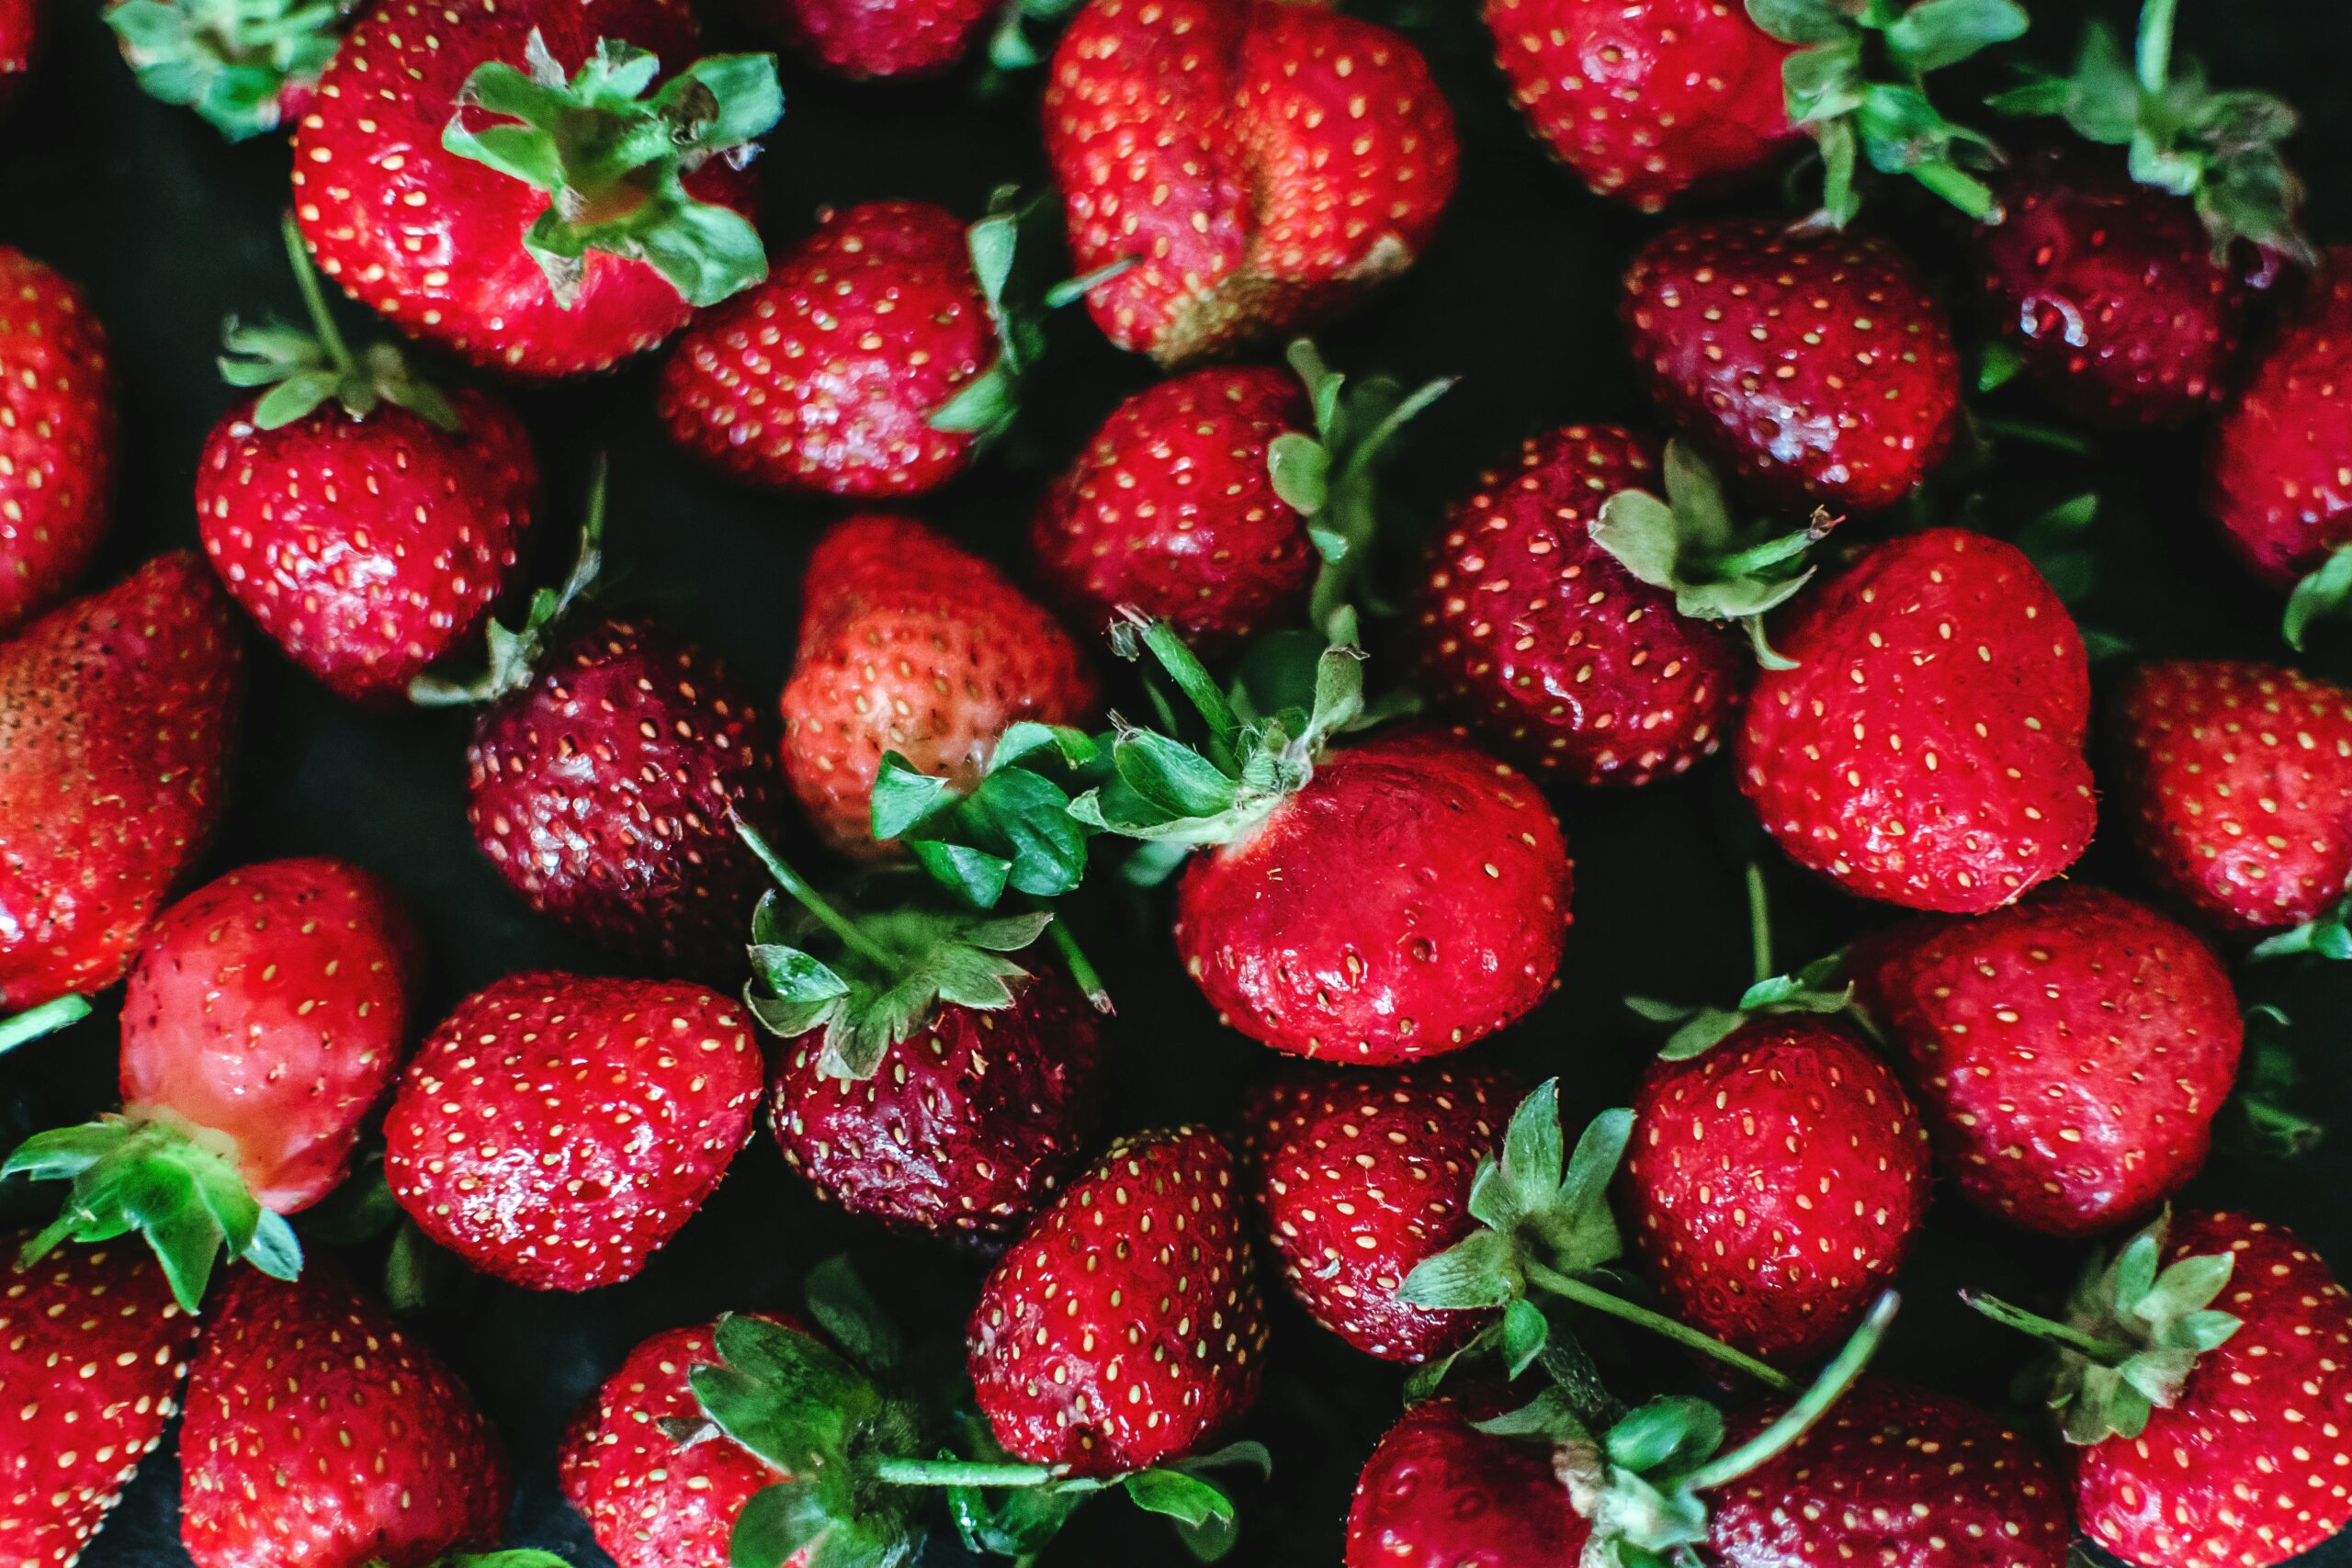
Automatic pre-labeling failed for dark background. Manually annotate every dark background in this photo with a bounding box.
[9,0,2352,1563]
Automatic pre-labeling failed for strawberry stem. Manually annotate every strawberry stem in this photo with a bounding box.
[735,819,899,970]
[1122,610,1241,775]
[1522,1260,1794,1392]
[1045,919,1114,1014]
[1909,161,2000,223]
[1674,1292,1898,1492]
[1960,1289,2138,1364]
[873,1458,1059,1488]
[0,994,91,1055]
[2136,0,2178,96]
[279,209,355,378]
[1746,863,1773,987]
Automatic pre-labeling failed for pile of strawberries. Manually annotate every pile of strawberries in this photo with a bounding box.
[8,0,2352,1566]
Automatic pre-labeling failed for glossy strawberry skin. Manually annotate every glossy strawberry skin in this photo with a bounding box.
[1978,150,2251,430]
[291,0,755,378]
[1623,1017,1931,1364]
[1030,366,1316,651]
[1175,728,1571,1065]
[1851,886,2243,1238]
[747,0,993,78]
[383,972,763,1292]
[1244,1063,1517,1363]
[1623,220,1962,511]
[1482,0,1798,214]
[467,616,782,973]
[197,389,537,702]
[179,1269,510,1568]
[120,859,417,1215]
[2207,246,2352,588]
[1738,528,2095,915]
[770,973,1107,1239]
[2112,660,2352,933]
[0,553,243,1010]
[0,249,114,637]
[1416,424,1747,785]
[968,1126,1268,1477]
[1710,1379,2071,1568]
[2075,1211,2352,1568]
[1344,1398,1588,1568]
[1045,0,1459,367]
[659,202,994,498]
[780,514,1098,854]
[0,1237,198,1568]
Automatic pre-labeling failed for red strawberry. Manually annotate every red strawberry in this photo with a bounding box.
[1343,1398,1587,1567]
[0,0,30,97]
[0,249,112,639]
[106,0,345,140]
[291,0,780,378]
[745,0,992,79]
[383,971,763,1292]
[1851,885,2244,1238]
[1738,528,2095,914]
[179,1268,511,1568]
[0,1236,198,1568]
[780,514,1097,855]
[1623,220,1962,512]
[1415,424,1748,785]
[1044,0,1458,367]
[1243,1062,1516,1363]
[968,1125,1268,1476]
[2112,660,2352,935]
[0,554,243,1011]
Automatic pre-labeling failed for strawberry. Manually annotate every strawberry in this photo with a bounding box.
[106,0,345,140]
[1343,1398,1587,1567]
[746,0,993,77]
[1969,1209,2352,1568]
[1737,528,2095,914]
[780,514,1097,855]
[1622,220,1962,512]
[2111,660,2352,937]
[382,971,763,1292]
[1043,0,1458,367]
[0,1236,198,1568]
[290,0,781,378]
[178,1268,514,1568]
[0,248,114,639]
[0,554,243,1012]
[0,0,28,97]
[1242,1062,1516,1364]
[968,1125,1268,1475]
[199,219,537,703]
[1850,885,2244,1238]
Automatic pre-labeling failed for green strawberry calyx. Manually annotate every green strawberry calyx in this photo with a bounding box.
[1747,0,2027,227]
[1963,1208,2243,1446]
[0,994,92,1056]
[2,1115,303,1313]
[228,213,460,432]
[408,459,607,707]
[2247,889,2352,964]
[107,0,345,141]
[1986,0,2312,262]
[1623,864,1879,1059]
[2215,1004,2327,1161]
[443,32,783,310]
[984,0,1087,73]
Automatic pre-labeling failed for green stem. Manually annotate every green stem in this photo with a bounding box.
[1909,162,2000,222]
[1045,918,1114,1014]
[735,820,899,971]
[1525,1261,1793,1392]
[1976,417,2095,457]
[1709,528,1816,581]
[875,1458,1059,1488]
[1677,1292,1897,1493]
[1745,864,1772,987]
[0,995,91,1055]
[1132,615,1242,776]
[1960,1290,2137,1364]
[2135,0,2177,96]
[279,209,355,377]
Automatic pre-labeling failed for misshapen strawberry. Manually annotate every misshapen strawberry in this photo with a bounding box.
[106,0,345,140]
[0,248,113,638]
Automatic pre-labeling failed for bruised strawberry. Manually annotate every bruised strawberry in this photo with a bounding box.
[745,0,994,76]
[1343,1398,1588,1567]
[106,0,345,140]
[0,248,113,638]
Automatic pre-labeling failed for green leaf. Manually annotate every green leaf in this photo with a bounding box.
[1604,1395,1725,1475]
[1498,1297,1550,1379]
[1397,1228,1520,1310]
[1883,0,2028,74]
[1498,1080,1566,1221]
[1113,731,1239,818]
[1589,491,1684,593]
[872,754,956,840]
[1125,1469,1234,1529]
[1744,0,1853,46]
[729,1483,829,1568]
[803,1255,905,1374]
[1266,434,1332,516]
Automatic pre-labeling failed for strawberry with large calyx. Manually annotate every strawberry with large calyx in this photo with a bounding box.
[106,0,345,141]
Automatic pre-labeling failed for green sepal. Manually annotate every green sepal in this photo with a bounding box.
[801,1254,906,1375]
[447,1552,577,1568]
[107,0,344,141]
[2248,890,2352,963]
[0,995,92,1056]
[1626,950,1867,1061]
[443,32,782,310]
[983,0,1087,73]
[4,1116,303,1312]
[409,461,605,706]
[873,724,1111,909]
[2283,546,2352,652]
[2216,1004,2328,1160]
[2010,492,2101,608]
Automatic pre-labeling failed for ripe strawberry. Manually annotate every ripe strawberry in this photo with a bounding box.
[1737,528,2095,914]
[383,971,763,1292]
[106,0,345,140]
[744,0,992,80]
[0,248,114,639]
[781,514,1097,854]
[0,554,243,1012]
[1243,1062,1517,1363]
[1623,220,1962,512]
[0,1236,198,1568]
[1344,1398,1587,1567]
[1044,0,1459,367]
[291,0,781,378]
[1850,885,2244,1238]
[0,0,30,97]
[2111,660,2352,935]
[179,1268,512,1568]
[6,859,415,1308]
[968,1125,1268,1475]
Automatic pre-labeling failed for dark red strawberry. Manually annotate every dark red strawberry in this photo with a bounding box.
[0,0,30,98]
[0,248,112,639]
[969,1125,1268,1475]
[1243,1062,1516,1363]
[1738,528,2095,914]
[0,1236,198,1568]
[781,513,1097,855]
[107,0,345,140]
[1044,0,1458,367]
[0,554,243,1012]
[383,971,763,1292]
[1851,885,2243,1237]
[744,0,993,79]
[291,0,780,378]
[1343,1398,1587,1567]
[179,1268,512,1568]
[2112,660,2352,936]
[1623,220,1962,512]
